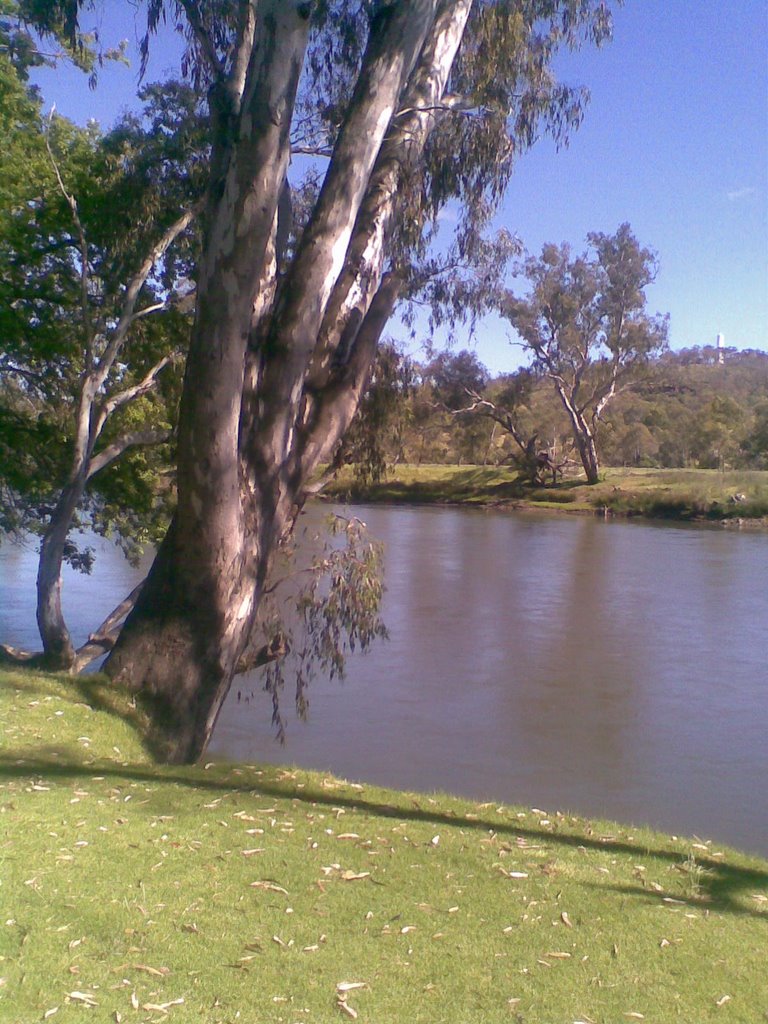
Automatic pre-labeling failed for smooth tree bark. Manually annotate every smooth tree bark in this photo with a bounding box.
[105,1,473,763]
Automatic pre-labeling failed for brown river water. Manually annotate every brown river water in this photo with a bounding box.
[2,505,767,856]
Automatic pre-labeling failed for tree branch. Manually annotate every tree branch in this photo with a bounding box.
[97,352,178,426]
[86,428,172,480]
[72,580,145,671]
[306,0,473,390]
[44,113,96,372]
[229,0,257,107]
[178,0,225,79]
[91,203,200,395]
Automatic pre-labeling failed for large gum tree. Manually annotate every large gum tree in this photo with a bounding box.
[31,0,615,762]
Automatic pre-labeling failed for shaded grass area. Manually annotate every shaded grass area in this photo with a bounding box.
[1,669,767,1023]
[325,465,768,524]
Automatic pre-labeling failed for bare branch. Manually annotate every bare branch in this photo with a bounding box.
[290,145,333,158]
[91,202,200,395]
[234,632,289,675]
[394,95,476,118]
[87,427,172,479]
[98,352,178,423]
[72,580,145,671]
[451,389,529,453]
[131,301,167,321]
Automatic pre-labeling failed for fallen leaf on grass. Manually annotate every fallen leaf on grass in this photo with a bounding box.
[560,911,573,927]
[715,995,731,1007]
[241,849,264,856]
[546,952,572,959]
[43,1008,59,1018]
[131,964,170,976]
[249,880,289,895]
[68,991,98,1006]
[336,982,367,993]
[336,1000,358,1019]
[340,870,370,881]
[141,998,184,1012]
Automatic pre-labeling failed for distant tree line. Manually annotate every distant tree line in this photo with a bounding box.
[342,344,768,478]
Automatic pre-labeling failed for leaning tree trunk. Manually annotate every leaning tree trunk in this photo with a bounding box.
[554,383,601,485]
[105,0,469,764]
[573,429,600,485]
[36,476,88,668]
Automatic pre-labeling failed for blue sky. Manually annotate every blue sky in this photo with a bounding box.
[31,1,768,374]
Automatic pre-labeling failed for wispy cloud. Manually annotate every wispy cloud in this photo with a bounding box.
[726,186,757,202]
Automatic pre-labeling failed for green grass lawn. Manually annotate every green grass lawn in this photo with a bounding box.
[1,668,767,1023]
[325,465,768,523]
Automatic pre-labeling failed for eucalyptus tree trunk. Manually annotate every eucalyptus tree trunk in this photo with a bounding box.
[553,383,601,484]
[105,0,472,764]
[36,473,89,668]
[574,429,601,485]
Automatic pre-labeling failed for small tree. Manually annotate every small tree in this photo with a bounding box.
[0,52,204,668]
[501,223,668,483]
[334,341,416,485]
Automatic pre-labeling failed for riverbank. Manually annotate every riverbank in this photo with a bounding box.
[2,667,767,1023]
[324,465,768,525]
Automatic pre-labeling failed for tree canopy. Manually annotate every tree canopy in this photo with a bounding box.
[500,223,669,482]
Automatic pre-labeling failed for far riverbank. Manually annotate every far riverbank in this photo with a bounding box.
[324,464,768,526]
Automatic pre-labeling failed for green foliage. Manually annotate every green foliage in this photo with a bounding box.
[260,515,388,741]
[503,224,669,383]
[599,349,768,470]
[427,348,490,410]
[0,65,203,552]
[336,341,416,486]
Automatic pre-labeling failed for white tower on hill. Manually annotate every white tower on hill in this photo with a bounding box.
[716,332,725,364]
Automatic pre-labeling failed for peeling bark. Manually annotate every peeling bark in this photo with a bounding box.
[104,2,476,764]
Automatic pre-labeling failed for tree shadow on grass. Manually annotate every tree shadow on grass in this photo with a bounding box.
[0,752,765,921]
[2,670,155,757]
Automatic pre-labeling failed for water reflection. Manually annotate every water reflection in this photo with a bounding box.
[1,509,766,856]
[211,506,768,858]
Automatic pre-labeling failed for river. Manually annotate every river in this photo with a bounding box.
[2,506,766,857]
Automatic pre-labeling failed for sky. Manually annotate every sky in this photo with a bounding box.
[29,0,768,375]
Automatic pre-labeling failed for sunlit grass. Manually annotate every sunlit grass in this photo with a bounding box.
[1,668,767,1023]
[326,465,768,522]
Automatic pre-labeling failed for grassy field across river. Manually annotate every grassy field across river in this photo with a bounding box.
[1,668,767,1022]
[325,465,768,524]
